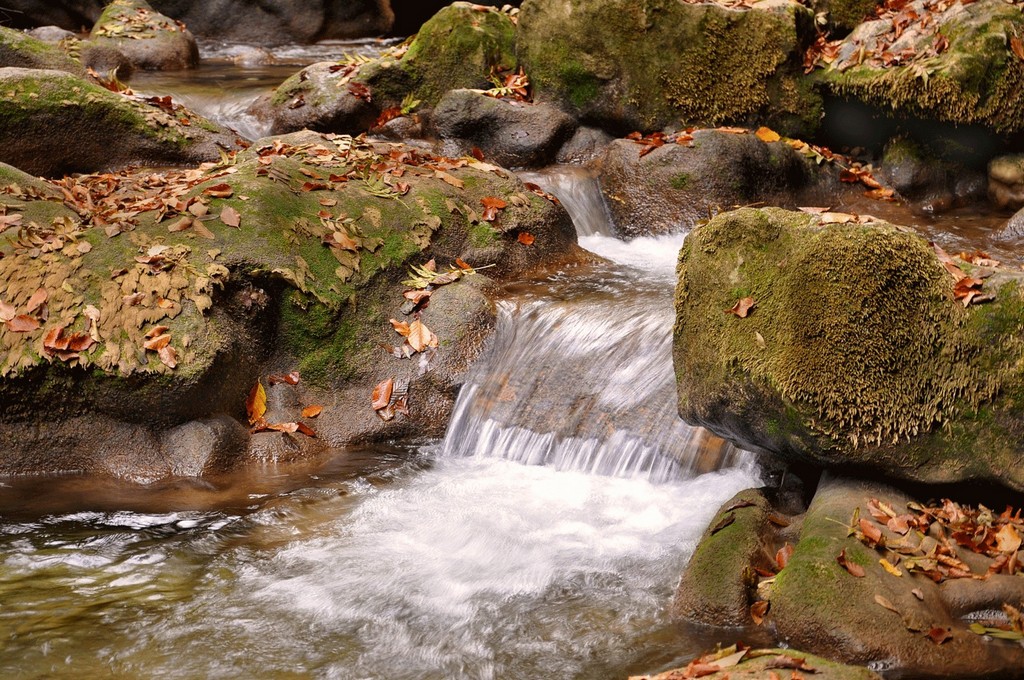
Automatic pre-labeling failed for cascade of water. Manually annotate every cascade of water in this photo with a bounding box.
[439,166,753,482]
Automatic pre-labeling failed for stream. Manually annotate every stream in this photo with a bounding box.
[1,40,1018,680]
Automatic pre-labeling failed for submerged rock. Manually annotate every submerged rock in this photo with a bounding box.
[816,0,1024,133]
[674,206,1024,491]
[0,67,241,176]
[432,89,577,169]
[254,3,518,136]
[89,0,198,71]
[0,132,580,480]
[516,0,821,135]
[594,129,833,237]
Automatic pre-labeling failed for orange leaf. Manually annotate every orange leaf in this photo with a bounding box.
[143,333,171,351]
[0,300,15,321]
[268,371,301,386]
[776,542,794,569]
[407,319,437,353]
[145,325,170,339]
[927,627,952,645]
[455,258,473,270]
[726,297,755,318]
[158,345,177,369]
[403,290,432,304]
[246,380,267,425]
[751,600,770,625]
[480,196,508,222]
[296,422,317,437]
[203,183,233,198]
[517,232,535,246]
[302,405,323,418]
[859,518,884,546]
[837,549,865,577]
[1012,36,1024,61]
[220,205,241,228]
[755,126,781,143]
[372,377,394,411]
[390,319,411,337]
[7,315,40,332]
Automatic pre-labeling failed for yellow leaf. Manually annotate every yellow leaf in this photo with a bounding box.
[755,126,781,143]
[246,380,267,425]
[879,558,903,577]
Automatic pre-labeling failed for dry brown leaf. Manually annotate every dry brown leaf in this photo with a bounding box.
[220,205,241,228]
[158,345,177,369]
[837,548,865,577]
[26,287,48,313]
[874,594,900,614]
[7,315,40,332]
[267,371,300,386]
[726,297,755,318]
[0,300,16,321]
[372,377,394,411]
[751,600,770,625]
[927,627,952,645]
[390,319,411,337]
[203,183,233,198]
[301,405,323,418]
[407,319,437,353]
[143,333,171,351]
[995,524,1022,553]
[776,542,794,569]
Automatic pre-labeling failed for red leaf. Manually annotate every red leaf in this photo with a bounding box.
[927,627,952,645]
[837,549,866,577]
[203,183,233,198]
[517,232,535,246]
[725,297,755,318]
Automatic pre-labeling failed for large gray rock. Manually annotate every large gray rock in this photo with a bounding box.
[433,89,577,169]
[594,130,833,238]
[89,0,198,71]
[0,24,83,74]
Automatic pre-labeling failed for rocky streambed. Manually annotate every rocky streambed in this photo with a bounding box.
[2,1,1024,678]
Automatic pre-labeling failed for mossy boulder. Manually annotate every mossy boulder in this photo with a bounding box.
[0,67,241,176]
[674,207,1024,491]
[516,0,821,136]
[254,3,518,136]
[0,25,85,74]
[90,0,198,71]
[0,132,579,480]
[811,0,882,33]
[989,153,1024,210]
[766,476,1024,677]
[594,129,836,238]
[817,0,1024,133]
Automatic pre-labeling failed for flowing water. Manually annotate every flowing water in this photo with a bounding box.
[0,150,760,677]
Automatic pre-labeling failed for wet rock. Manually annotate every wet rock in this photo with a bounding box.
[0,67,242,176]
[517,0,820,136]
[0,132,580,480]
[78,40,135,78]
[0,1,105,32]
[555,126,613,164]
[881,137,986,213]
[767,476,1024,677]
[254,3,518,136]
[817,0,1024,134]
[995,207,1024,242]
[594,130,832,237]
[160,415,250,476]
[989,154,1024,210]
[0,24,84,74]
[675,206,1024,491]
[432,89,577,169]
[89,0,198,71]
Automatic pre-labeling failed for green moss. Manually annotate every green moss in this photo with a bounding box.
[670,172,692,191]
[468,221,500,247]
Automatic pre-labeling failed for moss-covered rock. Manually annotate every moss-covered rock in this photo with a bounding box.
[766,476,1024,677]
[594,129,837,238]
[0,132,580,479]
[90,0,198,71]
[817,0,1024,133]
[0,25,85,75]
[674,206,1024,491]
[672,488,779,626]
[0,67,241,176]
[812,0,883,33]
[516,0,821,136]
[254,3,518,136]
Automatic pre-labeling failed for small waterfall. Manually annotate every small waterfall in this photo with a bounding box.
[439,166,753,482]
[519,166,616,237]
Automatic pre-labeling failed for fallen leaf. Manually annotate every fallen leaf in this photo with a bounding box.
[372,377,394,411]
[247,380,267,425]
[0,300,16,321]
[480,196,508,222]
[25,287,48,313]
[724,499,756,512]
[710,513,735,535]
[434,170,464,189]
[912,589,924,601]
[755,126,781,143]
[143,333,171,351]
[837,548,865,577]
[874,594,900,614]
[7,315,40,332]
[390,319,411,337]
[726,297,755,318]
[267,371,301,386]
[158,345,177,369]
[220,205,241,228]
[860,517,884,546]
[995,524,1022,553]
[517,232,535,246]
[296,422,317,437]
[927,627,952,645]
[301,405,323,418]
[776,543,794,569]
[879,558,904,577]
[203,183,233,198]
[751,600,770,625]
[407,319,437,353]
